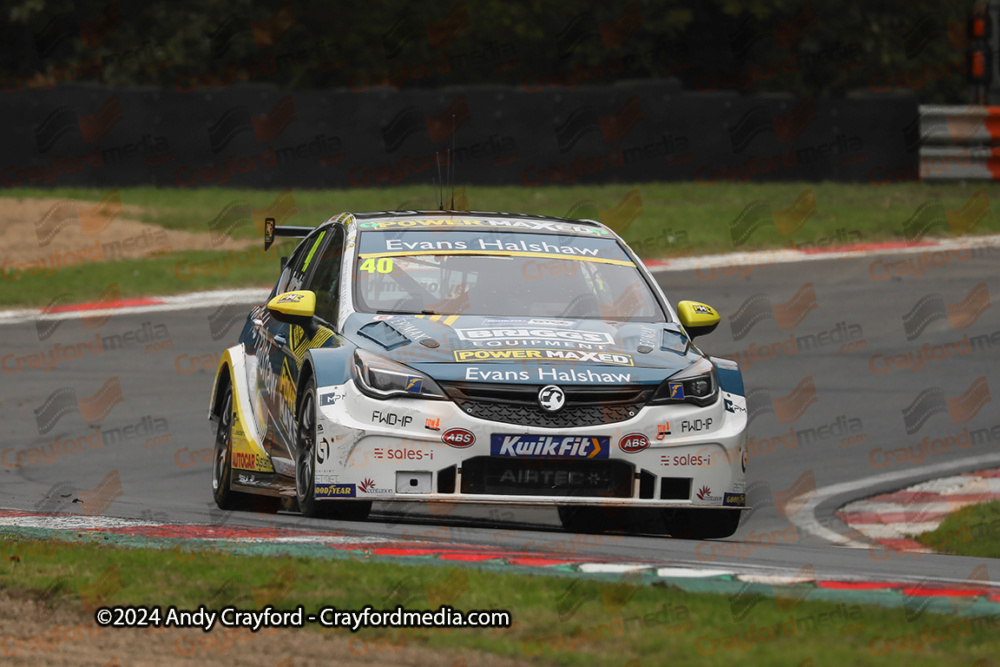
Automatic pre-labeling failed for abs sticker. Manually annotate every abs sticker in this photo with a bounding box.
[618,433,649,453]
[442,428,476,448]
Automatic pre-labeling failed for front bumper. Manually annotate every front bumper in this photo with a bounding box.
[312,380,748,509]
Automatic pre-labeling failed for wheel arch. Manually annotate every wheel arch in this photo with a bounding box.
[710,355,744,396]
[297,345,357,416]
[296,359,316,419]
[209,361,233,422]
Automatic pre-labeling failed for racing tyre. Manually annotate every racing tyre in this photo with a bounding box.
[663,508,741,540]
[212,386,252,510]
[295,380,372,521]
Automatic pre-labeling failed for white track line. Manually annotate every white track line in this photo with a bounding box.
[789,452,1000,548]
[646,234,1000,273]
[4,236,1000,322]
[0,288,270,325]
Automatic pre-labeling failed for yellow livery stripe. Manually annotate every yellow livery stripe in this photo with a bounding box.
[357,250,635,267]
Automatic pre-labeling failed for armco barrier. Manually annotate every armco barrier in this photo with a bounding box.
[0,83,916,188]
[919,105,1000,181]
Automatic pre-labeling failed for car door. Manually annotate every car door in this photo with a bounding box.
[253,228,330,469]
[261,225,347,467]
[244,233,312,448]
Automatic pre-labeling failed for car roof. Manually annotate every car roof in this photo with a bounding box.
[327,210,612,235]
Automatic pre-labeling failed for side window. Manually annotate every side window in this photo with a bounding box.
[305,226,345,324]
[289,230,327,292]
[275,229,326,295]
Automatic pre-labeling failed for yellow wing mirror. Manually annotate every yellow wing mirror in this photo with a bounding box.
[267,290,316,329]
[676,301,720,339]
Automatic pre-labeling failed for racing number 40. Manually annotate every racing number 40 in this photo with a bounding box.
[360,258,394,274]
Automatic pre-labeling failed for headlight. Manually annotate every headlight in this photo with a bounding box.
[353,349,446,400]
[649,357,718,407]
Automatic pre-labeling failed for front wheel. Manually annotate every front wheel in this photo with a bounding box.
[295,380,371,521]
[663,508,741,539]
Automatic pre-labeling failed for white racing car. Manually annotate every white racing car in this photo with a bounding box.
[209,211,749,538]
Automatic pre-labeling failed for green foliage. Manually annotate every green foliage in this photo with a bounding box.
[1,534,1000,666]
[1,180,997,308]
[916,501,1000,558]
[0,0,971,102]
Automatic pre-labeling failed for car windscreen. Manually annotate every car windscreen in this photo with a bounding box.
[353,230,666,322]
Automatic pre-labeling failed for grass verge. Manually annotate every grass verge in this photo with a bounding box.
[1,534,998,666]
[916,502,1000,558]
[2,182,997,309]
[0,247,288,308]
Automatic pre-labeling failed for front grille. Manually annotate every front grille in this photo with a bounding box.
[441,382,652,428]
[461,456,634,497]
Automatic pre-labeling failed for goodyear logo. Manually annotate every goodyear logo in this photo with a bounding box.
[454,349,633,366]
[669,382,685,399]
[315,483,356,498]
[404,377,423,393]
[723,492,746,507]
[490,435,609,459]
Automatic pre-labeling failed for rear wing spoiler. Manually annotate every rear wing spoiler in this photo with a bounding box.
[264,217,313,251]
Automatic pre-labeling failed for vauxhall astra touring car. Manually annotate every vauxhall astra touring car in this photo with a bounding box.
[208,211,749,539]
